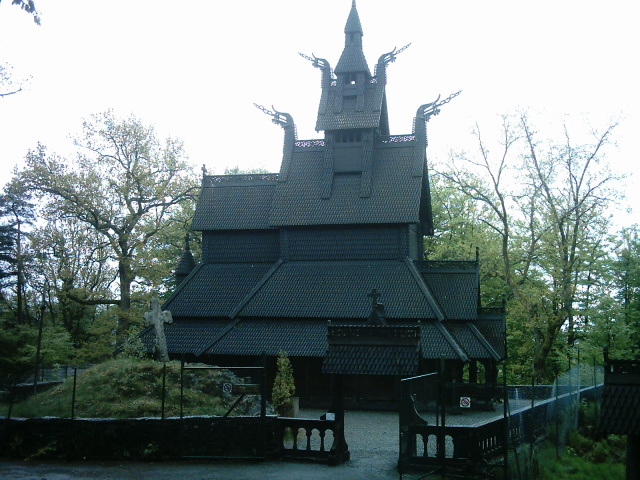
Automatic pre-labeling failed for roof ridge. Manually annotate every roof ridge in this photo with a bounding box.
[193,259,285,357]
[433,322,469,362]
[195,318,242,357]
[229,258,284,319]
[467,322,502,361]
[161,262,205,310]
[403,257,446,321]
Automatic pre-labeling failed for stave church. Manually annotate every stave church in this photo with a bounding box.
[144,1,506,407]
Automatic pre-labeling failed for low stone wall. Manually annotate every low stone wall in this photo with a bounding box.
[1,416,281,460]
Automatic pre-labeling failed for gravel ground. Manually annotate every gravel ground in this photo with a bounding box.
[0,410,431,480]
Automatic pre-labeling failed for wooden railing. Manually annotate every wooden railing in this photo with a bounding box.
[400,384,603,472]
[277,416,349,465]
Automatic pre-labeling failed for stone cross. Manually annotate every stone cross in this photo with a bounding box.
[144,297,173,362]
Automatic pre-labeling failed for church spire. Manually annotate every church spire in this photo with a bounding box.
[335,1,370,76]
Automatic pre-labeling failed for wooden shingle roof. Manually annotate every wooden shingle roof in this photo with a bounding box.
[315,83,385,131]
[323,345,419,376]
[600,359,640,435]
[476,312,507,359]
[416,261,479,321]
[203,319,328,357]
[143,316,501,363]
[163,263,275,317]
[269,143,426,227]
[335,2,368,75]
[237,260,439,319]
[322,324,421,375]
[139,320,230,356]
[191,175,277,231]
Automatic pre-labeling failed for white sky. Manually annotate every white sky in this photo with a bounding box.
[1,0,638,225]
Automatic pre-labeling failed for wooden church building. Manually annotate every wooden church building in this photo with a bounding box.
[150,1,506,406]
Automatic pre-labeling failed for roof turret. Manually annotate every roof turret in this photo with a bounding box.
[175,234,197,285]
[335,1,370,75]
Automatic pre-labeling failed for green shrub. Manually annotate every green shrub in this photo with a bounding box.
[272,351,295,416]
[568,430,594,457]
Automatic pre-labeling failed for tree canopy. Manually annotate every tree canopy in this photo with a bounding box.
[20,111,199,342]
[433,113,624,379]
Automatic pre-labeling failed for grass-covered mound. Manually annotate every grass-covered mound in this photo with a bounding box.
[5,358,264,419]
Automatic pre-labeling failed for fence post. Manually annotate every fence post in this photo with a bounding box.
[437,356,446,463]
[7,377,17,419]
[531,371,535,410]
[161,363,167,420]
[180,359,185,419]
[261,352,267,459]
[71,366,77,420]
[555,368,559,459]
[33,303,46,394]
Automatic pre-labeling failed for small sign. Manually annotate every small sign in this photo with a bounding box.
[232,384,261,395]
[460,396,471,409]
[222,382,233,394]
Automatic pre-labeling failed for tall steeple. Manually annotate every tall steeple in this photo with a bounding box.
[312,0,387,134]
[335,1,370,77]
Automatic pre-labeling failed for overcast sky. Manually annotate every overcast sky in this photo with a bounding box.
[1,0,638,225]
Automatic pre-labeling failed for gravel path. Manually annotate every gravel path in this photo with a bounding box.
[0,410,430,480]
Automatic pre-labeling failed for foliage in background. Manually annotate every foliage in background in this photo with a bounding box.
[19,111,199,342]
[272,351,295,416]
[430,113,626,380]
[537,399,625,479]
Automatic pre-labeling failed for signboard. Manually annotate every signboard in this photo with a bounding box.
[222,382,260,395]
[232,384,261,395]
[460,396,471,409]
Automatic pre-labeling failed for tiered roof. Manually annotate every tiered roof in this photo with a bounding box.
[154,2,505,371]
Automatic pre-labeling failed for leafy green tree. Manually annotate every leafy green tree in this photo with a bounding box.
[20,111,199,341]
[520,115,618,373]
[609,225,640,355]
[0,204,16,304]
[27,217,114,344]
[425,172,507,306]
[0,178,35,323]
[437,113,620,378]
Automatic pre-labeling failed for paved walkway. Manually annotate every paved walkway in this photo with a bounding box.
[0,410,430,480]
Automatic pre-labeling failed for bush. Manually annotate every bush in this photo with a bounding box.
[272,351,295,416]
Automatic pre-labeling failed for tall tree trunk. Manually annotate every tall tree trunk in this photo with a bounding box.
[117,256,134,342]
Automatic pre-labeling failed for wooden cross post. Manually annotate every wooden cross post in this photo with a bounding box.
[144,297,173,362]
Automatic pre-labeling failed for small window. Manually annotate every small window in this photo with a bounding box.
[333,130,362,144]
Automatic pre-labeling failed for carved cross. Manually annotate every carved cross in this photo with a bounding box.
[144,297,173,362]
[367,288,382,308]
